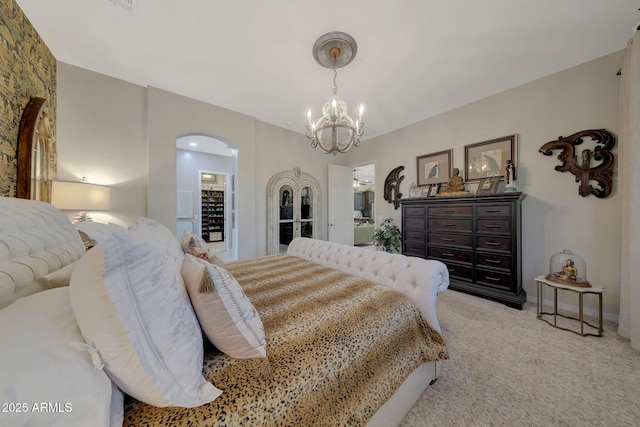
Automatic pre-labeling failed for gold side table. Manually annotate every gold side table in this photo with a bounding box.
[534,275,604,337]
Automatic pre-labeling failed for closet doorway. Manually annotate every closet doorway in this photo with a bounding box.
[176,134,237,261]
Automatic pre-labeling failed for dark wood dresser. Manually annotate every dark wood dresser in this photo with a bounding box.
[401,192,526,309]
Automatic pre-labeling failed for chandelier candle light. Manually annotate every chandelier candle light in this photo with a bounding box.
[306,32,365,155]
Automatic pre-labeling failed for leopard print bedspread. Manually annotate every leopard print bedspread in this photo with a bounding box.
[123,255,449,426]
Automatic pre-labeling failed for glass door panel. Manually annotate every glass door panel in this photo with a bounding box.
[300,186,313,238]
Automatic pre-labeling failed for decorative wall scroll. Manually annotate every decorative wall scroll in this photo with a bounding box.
[383,166,404,210]
[539,129,615,198]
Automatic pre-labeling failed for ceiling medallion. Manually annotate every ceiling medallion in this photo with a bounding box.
[305,32,365,155]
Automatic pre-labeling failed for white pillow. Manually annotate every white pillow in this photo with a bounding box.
[181,254,266,359]
[0,287,121,427]
[70,225,222,408]
[129,217,184,266]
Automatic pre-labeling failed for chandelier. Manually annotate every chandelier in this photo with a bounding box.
[305,32,365,155]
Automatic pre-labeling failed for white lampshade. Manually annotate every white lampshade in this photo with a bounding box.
[51,181,111,211]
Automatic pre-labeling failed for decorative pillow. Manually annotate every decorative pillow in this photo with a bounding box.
[181,230,227,268]
[180,230,208,252]
[0,287,121,427]
[70,224,222,408]
[129,217,184,268]
[33,259,79,289]
[181,254,266,360]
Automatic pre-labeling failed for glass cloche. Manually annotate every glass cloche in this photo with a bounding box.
[546,249,591,287]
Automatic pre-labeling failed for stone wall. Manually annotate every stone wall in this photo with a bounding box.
[0,0,56,197]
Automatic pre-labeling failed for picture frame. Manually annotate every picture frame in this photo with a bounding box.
[464,135,517,182]
[476,176,501,195]
[429,183,440,197]
[408,188,422,198]
[416,149,453,187]
[421,187,431,197]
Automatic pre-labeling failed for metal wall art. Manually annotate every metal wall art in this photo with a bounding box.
[383,165,404,209]
[539,129,615,198]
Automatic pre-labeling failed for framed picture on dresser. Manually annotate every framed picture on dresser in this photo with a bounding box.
[416,150,452,187]
[464,134,517,182]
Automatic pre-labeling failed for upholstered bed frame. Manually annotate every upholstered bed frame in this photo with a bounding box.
[0,198,85,308]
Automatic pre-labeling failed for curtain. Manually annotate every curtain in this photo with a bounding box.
[618,29,640,350]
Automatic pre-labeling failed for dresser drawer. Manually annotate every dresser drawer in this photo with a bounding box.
[405,217,425,230]
[427,206,472,216]
[405,230,425,242]
[445,263,473,281]
[476,236,511,252]
[429,232,473,248]
[476,219,510,234]
[428,218,473,233]
[476,204,511,217]
[476,269,512,291]
[476,252,512,270]
[404,242,426,257]
[404,206,426,216]
[428,246,472,264]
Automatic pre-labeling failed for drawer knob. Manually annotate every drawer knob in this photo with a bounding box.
[443,238,455,242]
[443,252,455,257]
[485,258,501,264]
[486,225,502,229]
[484,241,500,246]
[485,276,501,281]
[443,223,456,227]
[485,209,501,213]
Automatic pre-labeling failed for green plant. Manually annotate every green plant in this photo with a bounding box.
[372,217,402,253]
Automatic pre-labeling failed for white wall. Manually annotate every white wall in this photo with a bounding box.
[56,62,147,227]
[342,51,624,318]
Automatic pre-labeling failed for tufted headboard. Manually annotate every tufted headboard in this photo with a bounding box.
[287,237,449,334]
[0,198,85,308]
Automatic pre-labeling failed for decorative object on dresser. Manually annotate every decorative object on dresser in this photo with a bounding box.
[401,192,526,309]
[475,176,501,195]
[429,183,440,197]
[504,159,517,192]
[464,134,517,182]
[383,165,404,209]
[408,182,421,198]
[538,129,615,198]
[416,149,452,187]
[438,167,470,196]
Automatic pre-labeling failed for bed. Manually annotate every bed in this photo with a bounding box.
[0,197,449,427]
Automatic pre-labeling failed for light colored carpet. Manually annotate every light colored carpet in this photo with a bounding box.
[400,290,640,427]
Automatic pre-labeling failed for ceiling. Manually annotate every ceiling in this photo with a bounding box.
[16,0,640,140]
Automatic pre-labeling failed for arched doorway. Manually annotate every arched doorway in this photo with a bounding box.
[176,134,238,261]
